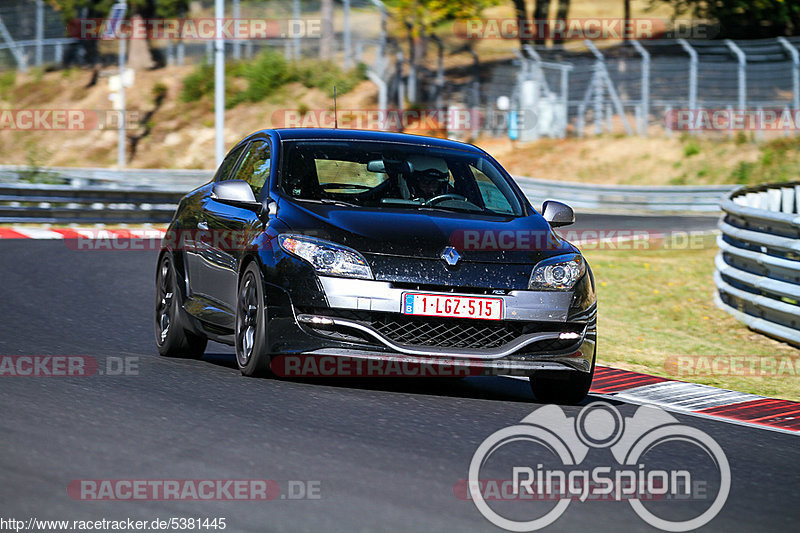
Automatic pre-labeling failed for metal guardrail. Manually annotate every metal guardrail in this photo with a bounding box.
[0,167,212,224]
[0,166,734,224]
[514,176,735,212]
[715,182,800,346]
[0,165,212,191]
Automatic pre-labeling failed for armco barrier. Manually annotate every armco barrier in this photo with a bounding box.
[0,167,212,224]
[514,176,735,212]
[0,167,734,224]
[715,182,800,346]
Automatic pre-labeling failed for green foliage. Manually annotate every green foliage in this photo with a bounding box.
[179,63,213,103]
[650,0,800,38]
[47,0,189,21]
[728,137,800,184]
[292,60,367,97]
[152,82,168,106]
[730,161,755,184]
[226,49,294,107]
[683,139,700,157]
[386,0,502,36]
[0,70,15,99]
[223,50,367,108]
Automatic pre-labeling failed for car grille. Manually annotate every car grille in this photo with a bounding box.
[298,308,583,353]
[367,315,521,349]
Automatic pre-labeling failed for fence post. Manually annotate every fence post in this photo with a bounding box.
[292,0,300,61]
[35,0,44,67]
[369,0,387,76]
[343,0,352,69]
[630,40,650,136]
[585,40,632,135]
[665,105,672,138]
[367,69,387,115]
[678,39,697,114]
[0,16,27,72]
[725,40,746,111]
[396,51,405,109]
[777,37,799,112]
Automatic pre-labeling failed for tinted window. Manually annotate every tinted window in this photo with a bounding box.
[232,140,271,196]
[215,144,247,182]
[278,140,523,217]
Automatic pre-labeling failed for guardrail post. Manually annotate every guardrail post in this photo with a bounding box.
[725,40,746,111]
[678,39,697,115]
[630,40,650,136]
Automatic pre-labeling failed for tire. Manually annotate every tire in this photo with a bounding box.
[235,262,272,377]
[155,254,207,358]
[530,354,596,405]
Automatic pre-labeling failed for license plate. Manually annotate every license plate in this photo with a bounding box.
[402,293,503,320]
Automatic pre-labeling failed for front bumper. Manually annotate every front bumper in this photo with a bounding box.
[264,274,596,375]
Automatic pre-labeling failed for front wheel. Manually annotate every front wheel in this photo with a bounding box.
[155,254,207,358]
[235,263,272,377]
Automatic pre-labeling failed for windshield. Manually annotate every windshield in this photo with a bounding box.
[278,140,525,217]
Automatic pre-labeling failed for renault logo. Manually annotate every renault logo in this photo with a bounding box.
[441,246,461,266]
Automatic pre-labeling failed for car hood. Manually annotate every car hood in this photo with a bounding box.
[276,198,575,264]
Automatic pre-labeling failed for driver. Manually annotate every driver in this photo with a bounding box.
[407,155,450,200]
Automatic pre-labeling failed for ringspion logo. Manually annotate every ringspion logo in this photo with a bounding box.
[465,402,729,531]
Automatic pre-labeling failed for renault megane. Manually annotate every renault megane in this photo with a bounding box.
[155,128,597,403]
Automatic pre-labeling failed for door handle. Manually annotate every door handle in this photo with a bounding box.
[197,220,209,230]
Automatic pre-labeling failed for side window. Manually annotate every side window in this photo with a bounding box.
[232,140,271,196]
[215,144,247,182]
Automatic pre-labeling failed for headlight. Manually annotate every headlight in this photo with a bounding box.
[529,254,585,290]
[278,234,373,279]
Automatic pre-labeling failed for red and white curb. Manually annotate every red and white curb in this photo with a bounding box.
[590,366,800,434]
[0,227,167,240]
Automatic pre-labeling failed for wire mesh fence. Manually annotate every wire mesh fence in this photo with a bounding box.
[0,0,798,139]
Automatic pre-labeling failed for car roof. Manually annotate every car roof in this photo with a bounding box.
[264,128,485,154]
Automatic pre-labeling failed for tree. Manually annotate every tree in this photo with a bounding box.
[47,0,189,65]
[651,0,800,38]
[511,0,571,49]
[386,0,501,102]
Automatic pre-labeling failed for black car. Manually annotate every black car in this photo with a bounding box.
[155,129,596,403]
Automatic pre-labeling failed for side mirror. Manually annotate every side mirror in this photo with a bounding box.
[541,200,575,228]
[212,180,277,220]
[213,180,258,207]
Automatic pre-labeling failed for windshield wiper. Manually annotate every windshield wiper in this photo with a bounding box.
[298,198,360,208]
[419,204,484,214]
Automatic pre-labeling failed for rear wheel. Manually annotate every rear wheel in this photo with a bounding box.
[530,355,595,404]
[235,263,272,377]
[155,254,207,358]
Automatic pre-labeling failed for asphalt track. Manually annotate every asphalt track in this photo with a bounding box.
[1,214,798,533]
